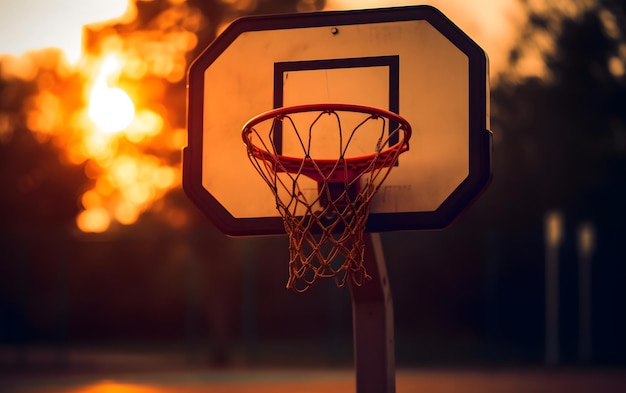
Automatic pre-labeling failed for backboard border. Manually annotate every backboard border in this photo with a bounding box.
[184,5,492,236]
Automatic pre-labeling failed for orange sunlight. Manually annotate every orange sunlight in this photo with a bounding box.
[67,381,161,393]
[6,0,201,233]
[69,1,201,232]
[88,55,136,134]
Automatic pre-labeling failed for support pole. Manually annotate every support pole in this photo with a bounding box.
[545,243,559,366]
[544,211,563,366]
[577,223,594,363]
[349,233,395,393]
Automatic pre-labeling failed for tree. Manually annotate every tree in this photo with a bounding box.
[0,56,88,233]
[488,0,626,225]
[488,0,626,363]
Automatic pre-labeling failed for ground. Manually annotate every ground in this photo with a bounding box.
[2,348,625,392]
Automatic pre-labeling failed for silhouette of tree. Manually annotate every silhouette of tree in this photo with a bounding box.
[487,0,626,363]
[0,67,87,233]
[489,0,626,227]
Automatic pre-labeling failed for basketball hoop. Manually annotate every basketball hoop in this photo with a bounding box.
[242,104,411,291]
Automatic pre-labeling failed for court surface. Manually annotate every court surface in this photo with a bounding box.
[3,367,626,393]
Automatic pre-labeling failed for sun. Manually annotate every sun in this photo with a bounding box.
[89,85,135,133]
[88,55,135,133]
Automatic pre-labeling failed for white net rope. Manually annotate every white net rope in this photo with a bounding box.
[243,105,410,292]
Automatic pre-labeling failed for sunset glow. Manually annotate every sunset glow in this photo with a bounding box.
[88,56,136,134]
[71,380,161,393]
[65,1,202,232]
[76,207,111,233]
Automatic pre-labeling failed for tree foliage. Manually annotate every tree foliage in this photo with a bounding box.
[489,0,626,228]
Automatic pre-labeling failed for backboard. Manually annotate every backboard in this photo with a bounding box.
[184,5,491,236]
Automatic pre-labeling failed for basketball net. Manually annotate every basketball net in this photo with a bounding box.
[243,104,411,292]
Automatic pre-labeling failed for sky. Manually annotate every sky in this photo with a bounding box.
[0,0,134,64]
[0,0,524,76]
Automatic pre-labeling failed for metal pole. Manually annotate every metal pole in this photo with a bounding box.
[544,211,563,366]
[577,223,594,363]
[545,243,559,366]
[349,233,395,393]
